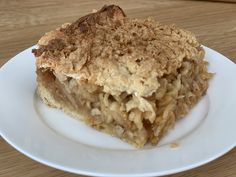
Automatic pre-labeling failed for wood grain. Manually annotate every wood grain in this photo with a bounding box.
[0,0,235,177]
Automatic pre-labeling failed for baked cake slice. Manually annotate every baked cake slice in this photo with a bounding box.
[32,5,212,148]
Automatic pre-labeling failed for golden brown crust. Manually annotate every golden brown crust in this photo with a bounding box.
[33,5,203,97]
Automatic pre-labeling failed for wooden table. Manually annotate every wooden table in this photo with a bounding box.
[0,0,236,176]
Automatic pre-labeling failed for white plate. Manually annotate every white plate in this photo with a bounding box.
[0,46,236,177]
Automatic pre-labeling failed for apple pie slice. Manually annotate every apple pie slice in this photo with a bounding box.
[32,5,212,148]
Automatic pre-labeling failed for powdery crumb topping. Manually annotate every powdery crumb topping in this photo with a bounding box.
[33,5,204,97]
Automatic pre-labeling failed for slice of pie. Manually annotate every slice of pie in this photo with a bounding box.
[32,5,212,148]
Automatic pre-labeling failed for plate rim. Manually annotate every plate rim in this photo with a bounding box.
[1,133,235,177]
